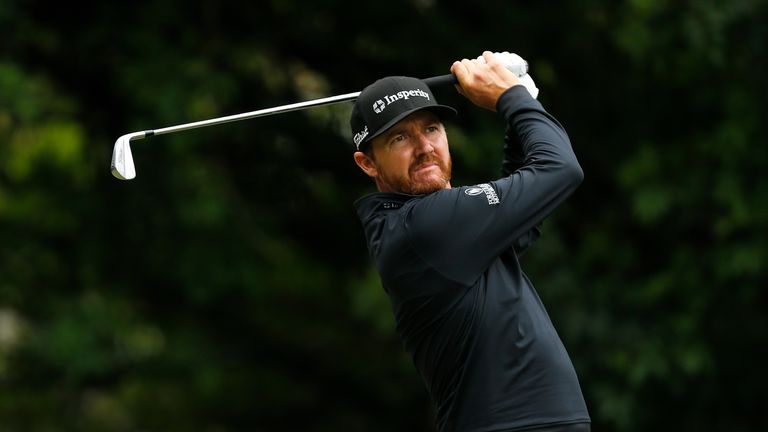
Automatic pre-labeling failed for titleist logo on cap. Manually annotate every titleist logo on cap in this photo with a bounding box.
[372,88,431,114]
[353,126,369,147]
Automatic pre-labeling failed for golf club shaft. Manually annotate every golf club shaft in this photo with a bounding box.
[139,74,457,140]
[149,91,358,137]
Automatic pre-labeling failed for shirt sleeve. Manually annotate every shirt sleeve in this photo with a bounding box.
[404,85,583,286]
[501,88,542,257]
[501,116,525,176]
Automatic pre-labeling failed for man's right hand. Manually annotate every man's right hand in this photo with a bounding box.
[450,51,521,112]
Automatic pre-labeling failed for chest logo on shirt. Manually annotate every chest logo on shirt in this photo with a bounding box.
[381,201,402,209]
[465,183,500,205]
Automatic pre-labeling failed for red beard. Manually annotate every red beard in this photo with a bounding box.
[379,154,452,195]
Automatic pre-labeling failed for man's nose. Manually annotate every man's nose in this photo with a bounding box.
[414,132,435,154]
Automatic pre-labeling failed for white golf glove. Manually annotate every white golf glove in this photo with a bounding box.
[475,51,539,99]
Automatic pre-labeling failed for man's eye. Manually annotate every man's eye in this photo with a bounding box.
[426,126,438,133]
[391,135,406,144]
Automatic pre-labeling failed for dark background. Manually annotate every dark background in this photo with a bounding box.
[1,0,766,430]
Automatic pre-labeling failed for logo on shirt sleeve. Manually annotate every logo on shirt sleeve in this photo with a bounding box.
[464,183,499,205]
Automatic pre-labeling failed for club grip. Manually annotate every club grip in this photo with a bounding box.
[422,74,458,88]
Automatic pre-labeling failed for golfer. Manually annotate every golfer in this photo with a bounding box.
[351,52,590,432]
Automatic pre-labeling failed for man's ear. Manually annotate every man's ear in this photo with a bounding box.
[353,151,378,179]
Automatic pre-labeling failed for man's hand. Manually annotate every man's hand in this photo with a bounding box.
[450,51,521,112]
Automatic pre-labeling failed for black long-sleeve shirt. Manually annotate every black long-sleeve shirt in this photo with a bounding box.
[354,85,590,432]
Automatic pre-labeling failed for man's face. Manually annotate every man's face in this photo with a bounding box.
[354,110,452,195]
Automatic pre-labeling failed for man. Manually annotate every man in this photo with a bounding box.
[351,52,590,432]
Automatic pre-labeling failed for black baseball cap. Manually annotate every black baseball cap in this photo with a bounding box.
[350,76,457,151]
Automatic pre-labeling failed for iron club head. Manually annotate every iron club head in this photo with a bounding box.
[111,131,147,180]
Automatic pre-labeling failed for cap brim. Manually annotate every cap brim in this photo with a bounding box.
[362,105,457,146]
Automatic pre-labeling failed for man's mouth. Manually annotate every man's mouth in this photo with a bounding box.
[412,161,439,174]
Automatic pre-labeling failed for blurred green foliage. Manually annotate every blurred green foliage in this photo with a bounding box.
[1,0,766,430]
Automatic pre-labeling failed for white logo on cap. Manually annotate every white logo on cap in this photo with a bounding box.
[372,88,430,115]
[353,126,369,148]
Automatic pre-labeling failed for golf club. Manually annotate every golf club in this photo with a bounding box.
[111,52,531,180]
